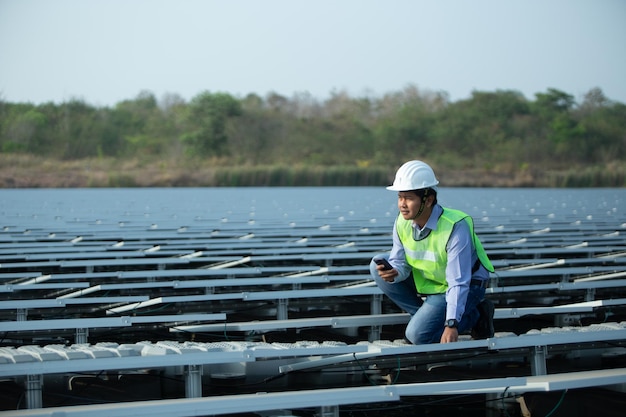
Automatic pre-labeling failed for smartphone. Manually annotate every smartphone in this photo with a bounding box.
[374,258,393,271]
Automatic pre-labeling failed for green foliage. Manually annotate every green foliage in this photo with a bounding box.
[372,87,442,163]
[0,86,624,187]
[1,104,46,154]
[182,91,242,157]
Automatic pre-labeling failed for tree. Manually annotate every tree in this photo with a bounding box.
[534,88,575,114]
[182,91,242,157]
[578,87,610,114]
[114,90,173,157]
[531,88,585,161]
[575,88,626,162]
[1,104,46,153]
[372,85,446,164]
[228,94,282,164]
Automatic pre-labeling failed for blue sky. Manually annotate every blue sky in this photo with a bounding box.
[1,0,624,107]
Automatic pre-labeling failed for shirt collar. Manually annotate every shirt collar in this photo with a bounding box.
[411,204,442,240]
[426,204,442,230]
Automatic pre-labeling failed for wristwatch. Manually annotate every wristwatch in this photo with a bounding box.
[445,319,458,328]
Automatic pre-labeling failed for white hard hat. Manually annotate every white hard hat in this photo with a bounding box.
[386,160,439,191]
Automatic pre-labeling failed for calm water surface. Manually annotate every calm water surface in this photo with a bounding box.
[2,187,624,228]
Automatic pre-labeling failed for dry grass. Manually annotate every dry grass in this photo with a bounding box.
[0,154,623,188]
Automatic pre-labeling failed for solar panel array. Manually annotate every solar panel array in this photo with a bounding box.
[1,187,625,416]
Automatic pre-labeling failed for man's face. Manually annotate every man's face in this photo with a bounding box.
[397,191,422,220]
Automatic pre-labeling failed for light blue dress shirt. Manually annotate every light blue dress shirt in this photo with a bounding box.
[385,204,490,321]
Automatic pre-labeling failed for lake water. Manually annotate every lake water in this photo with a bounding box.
[2,187,624,230]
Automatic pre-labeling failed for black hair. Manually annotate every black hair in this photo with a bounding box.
[413,188,438,205]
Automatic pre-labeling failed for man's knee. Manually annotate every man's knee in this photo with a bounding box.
[404,328,434,345]
[369,258,379,277]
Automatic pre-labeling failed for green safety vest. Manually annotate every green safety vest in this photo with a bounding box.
[395,207,494,294]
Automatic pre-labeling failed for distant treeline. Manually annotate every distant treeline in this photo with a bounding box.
[1,85,625,187]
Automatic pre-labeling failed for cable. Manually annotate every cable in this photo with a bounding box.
[391,355,401,384]
[544,389,567,417]
[501,386,511,417]
[352,352,378,386]
[52,369,105,407]
[349,352,402,386]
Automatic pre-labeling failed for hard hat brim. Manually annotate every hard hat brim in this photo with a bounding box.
[386,185,438,192]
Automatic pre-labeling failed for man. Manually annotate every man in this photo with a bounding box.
[371,160,495,344]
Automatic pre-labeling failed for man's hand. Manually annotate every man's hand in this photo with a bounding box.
[440,327,459,343]
[376,264,398,282]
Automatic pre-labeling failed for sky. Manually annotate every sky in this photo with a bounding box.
[1,0,625,107]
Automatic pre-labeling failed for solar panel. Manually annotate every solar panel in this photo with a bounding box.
[1,187,626,414]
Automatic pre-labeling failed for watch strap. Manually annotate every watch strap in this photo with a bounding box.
[445,319,458,328]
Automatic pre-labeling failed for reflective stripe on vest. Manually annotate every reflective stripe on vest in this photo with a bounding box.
[395,207,494,294]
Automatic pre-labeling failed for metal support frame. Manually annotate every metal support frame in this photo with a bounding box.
[370,294,382,315]
[277,298,288,321]
[75,328,89,344]
[530,345,548,376]
[318,405,339,417]
[25,374,43,409]
[184,364,203,398]
[555,313,581,328]
[369,294,383,342]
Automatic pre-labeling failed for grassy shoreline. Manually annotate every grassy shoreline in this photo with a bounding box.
[0,155,624,188]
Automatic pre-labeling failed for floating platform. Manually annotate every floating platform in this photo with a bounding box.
[1,187,625,416]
